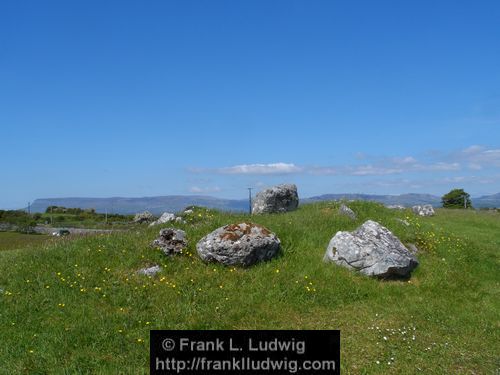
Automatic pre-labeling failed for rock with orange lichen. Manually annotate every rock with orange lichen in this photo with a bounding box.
[196,223,281,267]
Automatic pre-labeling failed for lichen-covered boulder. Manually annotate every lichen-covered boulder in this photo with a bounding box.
[252,184,299,214]
[324,220,418,278]
[196,223,280,267]
[151,228,187,256]
[412,205,435,217]
[133,211,154,223]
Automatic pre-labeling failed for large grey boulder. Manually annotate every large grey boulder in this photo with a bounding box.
[133,211,154,224]
[196,223,281,267]
[339,204,356,220]
[151,228,187,256]
[252,184,299,214]
[324,220,418,278]
[412,205,435,217]
[149,212,176,227]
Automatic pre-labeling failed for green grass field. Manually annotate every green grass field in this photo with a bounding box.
[0,202,498,374]
[37,212,134,229]
[0,232,51,252]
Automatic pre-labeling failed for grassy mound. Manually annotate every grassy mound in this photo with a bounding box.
[0,202,498,374]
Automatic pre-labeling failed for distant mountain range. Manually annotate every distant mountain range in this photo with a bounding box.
[472,193,500,208]
[27,192,500,214]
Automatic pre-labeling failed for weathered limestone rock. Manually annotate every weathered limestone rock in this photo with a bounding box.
[196,223,280,267]
[149,212,176,227]
[339,204,356,220]
[412,205,435,217]
[252,184,299,214]
[324,220,419,278]
[133,211,154,224]
[151,228,187,256]
[137,265,162,276]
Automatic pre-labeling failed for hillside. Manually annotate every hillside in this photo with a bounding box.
[27,192,500,215]
[304,193,443,207]
[473,193,500,208]
[0,202,498,373]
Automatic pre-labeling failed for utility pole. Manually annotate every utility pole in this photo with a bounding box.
[464,194,467,209]
[248,188,253,215]
[27,202,31,215]
[105,208,108,224]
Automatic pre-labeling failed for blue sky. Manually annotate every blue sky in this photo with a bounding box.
[1,1,499,209]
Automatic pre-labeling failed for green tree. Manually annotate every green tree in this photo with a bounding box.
[441,188,472,209]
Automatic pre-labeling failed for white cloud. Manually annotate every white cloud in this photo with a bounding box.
[331,160,460,176]
[348,165,404,176]
[354,152,367,160]
[308,166,339,175]
[437,175,496,186]
[454,146,500,169]
[189,186,221,193]
[462,145,485,154]
[419,162,461,171]
[391,156,418,165]
[359,174,500,193]
[190,145,499,178]
[468,163,483,170]
[194,159,460,177]
[217,163,303,175]
[473,149,500,166]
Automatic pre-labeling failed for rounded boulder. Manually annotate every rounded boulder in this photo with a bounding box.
[324,220,419,279]
[412,205,435,217]
[252,184,299,214]
[196,223,281,267]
